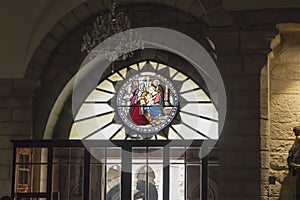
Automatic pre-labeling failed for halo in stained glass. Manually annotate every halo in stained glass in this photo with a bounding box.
[116,71,179,136]
[70,60,219,141]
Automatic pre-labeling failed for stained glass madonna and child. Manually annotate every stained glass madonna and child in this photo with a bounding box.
[70,60,219,140]
[117,71,179,136]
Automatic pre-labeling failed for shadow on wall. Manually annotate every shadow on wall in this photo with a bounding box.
[279,172,297,200]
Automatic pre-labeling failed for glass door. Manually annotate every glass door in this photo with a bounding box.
[132,147,163,200]
[12,140,216,200]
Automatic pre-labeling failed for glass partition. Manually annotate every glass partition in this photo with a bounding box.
[12,140,218,200]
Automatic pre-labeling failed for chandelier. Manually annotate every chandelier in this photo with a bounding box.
[81,0,143,61]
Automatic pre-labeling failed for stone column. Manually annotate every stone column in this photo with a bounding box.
[208,24,276,199]
[268,23,300,199]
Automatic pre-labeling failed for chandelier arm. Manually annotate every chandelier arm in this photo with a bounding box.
[81,0,143,58]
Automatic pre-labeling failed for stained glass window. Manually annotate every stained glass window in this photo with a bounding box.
[70,61,218,140]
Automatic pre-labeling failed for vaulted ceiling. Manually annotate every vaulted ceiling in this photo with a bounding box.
[1,0,300,78]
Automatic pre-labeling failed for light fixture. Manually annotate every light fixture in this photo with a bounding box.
[81,0,143,61]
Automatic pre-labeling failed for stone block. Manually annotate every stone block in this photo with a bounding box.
[13,79,38,96]
[270,122,297,140]
[0,79,14,96]
[243,182,261,196]
[261,65,268,75]
[271,64,300,80]
[47,53,74,67]
[24,61,44,79]
[238,119,260,136]
[231,90,260,108]
[270,140,293,153]
[34,109,51,127]
[73,3,91,23]
[219,119,239,136]
[268,182,281,197]
[0,122,32,136]
[219,135,260,151]
[261,169,270,181]
[227,108,259,119]
[60,12,80,31]
[261,136,270,151]
[260,75,268,90]
[54,70,73,87]
[217,54,243,76]
[68,41,82,53]
[218,151,245,167]
[0,109,11,121]
[261,151,270,169]
[270,93,300,112]
[271,170,290,184]
[219,178,244,194]
[33,122,47,139]
[270,79,300,94]
[244,54,267,75]
[260,119,269,137]
[175,0,194,12]
[12,109,32,122]
[31,47,51,65]
[0,165,10,180]
[189,0,206,20]
[260,91,268,109]
[223,76,260,90]
[277,47,300,64]
[0,97,32,109]
[0,136,13,148]
[209,37,239,52]
[49,22,68,41]
[240,30,276,50]
[42,82,64,101]
[243,152,261,167]
[220,169,260,182]
[271,111,300,124]
[40,35,58,53]
[270,153,288,170]
[86,0,105,15]
[0,149,13,165]
[260,182,269,196]
[260,108,268,119]
[207,7,233,27]
[0,180,12,195]
[42,67,62,81]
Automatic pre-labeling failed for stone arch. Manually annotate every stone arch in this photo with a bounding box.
[27,2,220,139]
[49,48,212,139]
[25,0,231,78]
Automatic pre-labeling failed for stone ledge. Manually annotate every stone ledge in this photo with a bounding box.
[277,23,300,33]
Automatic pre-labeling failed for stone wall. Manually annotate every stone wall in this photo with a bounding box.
[265,23,300,199]
[0,79,37,197]
[1,1,300,199]
[208,25,276,199]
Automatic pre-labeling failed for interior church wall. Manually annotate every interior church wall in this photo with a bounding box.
[1,1,300,199]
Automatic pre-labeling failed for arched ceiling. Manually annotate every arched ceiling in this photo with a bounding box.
[1,0,300,78]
